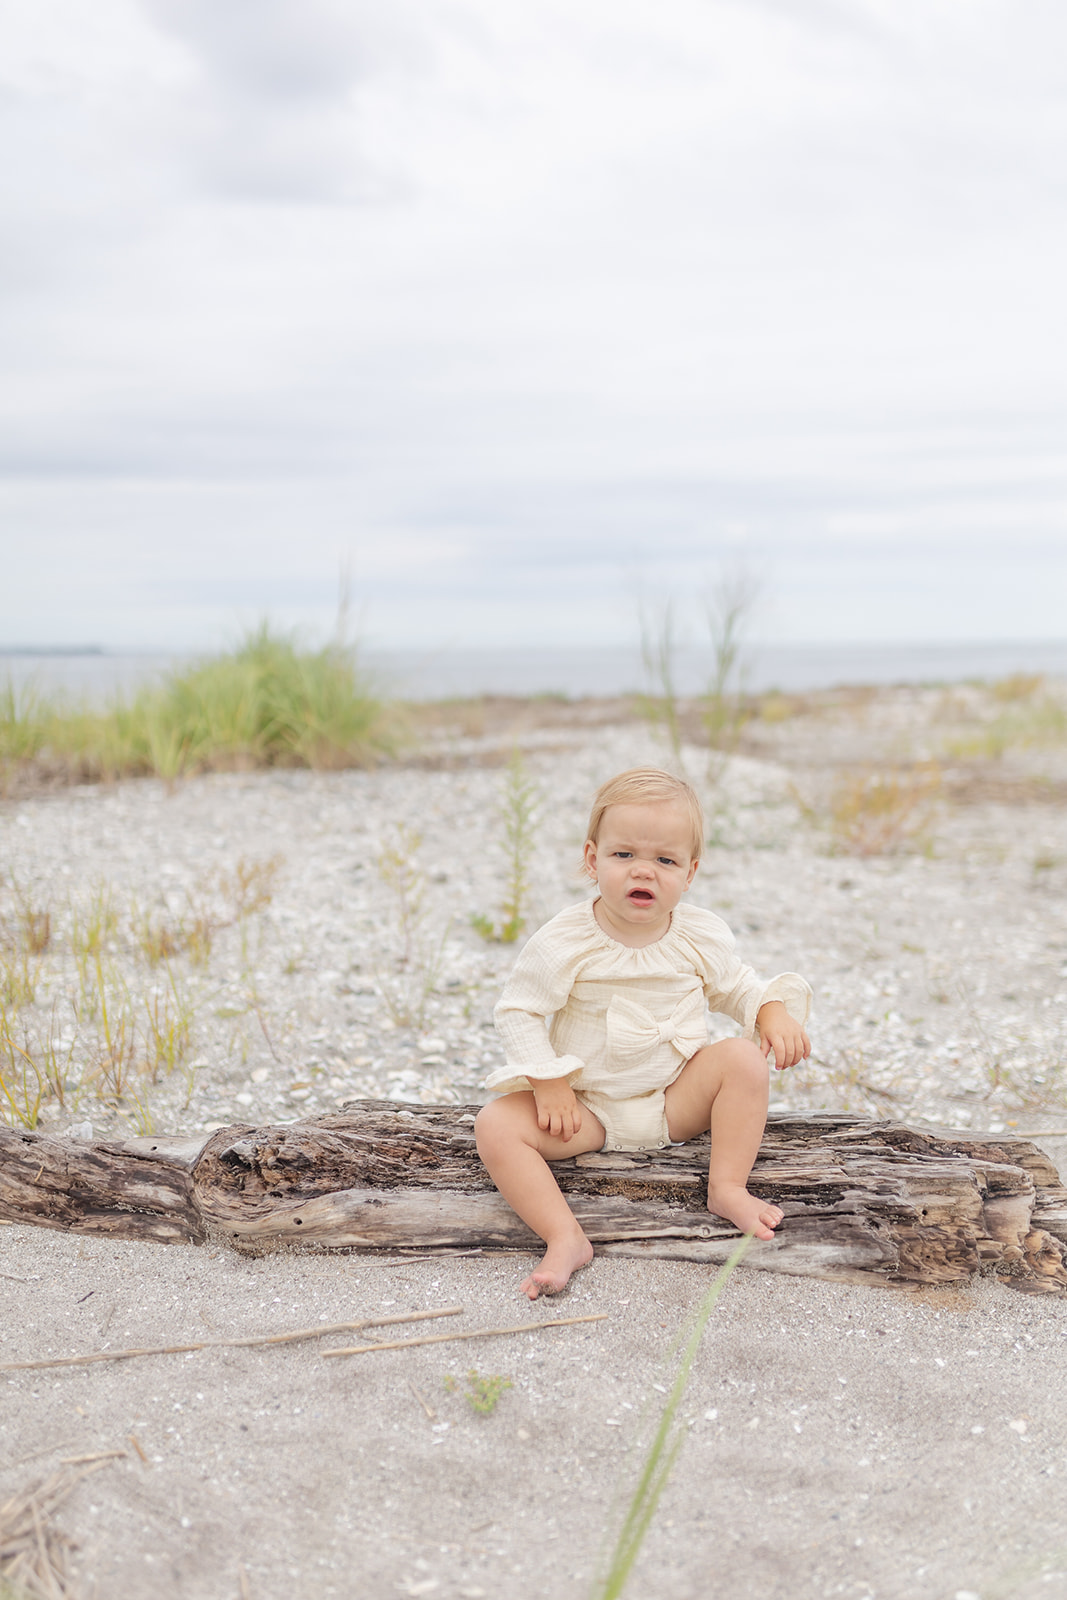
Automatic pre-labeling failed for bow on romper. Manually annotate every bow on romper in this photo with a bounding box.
[488,899,812,1153]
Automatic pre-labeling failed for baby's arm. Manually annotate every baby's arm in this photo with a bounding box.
[695,910,812,1061]
[756,1001,811,1071]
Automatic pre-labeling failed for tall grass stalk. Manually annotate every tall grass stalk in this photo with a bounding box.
[702,570,759,754]
[591,1235,753,1600]
[0,1004,45,1128]
[638,602,685,767]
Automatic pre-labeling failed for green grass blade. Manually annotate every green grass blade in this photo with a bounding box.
[591,1235,753,1600]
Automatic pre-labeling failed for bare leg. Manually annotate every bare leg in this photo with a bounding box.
[475,1092,607,1298]
[664,1039,782,1241]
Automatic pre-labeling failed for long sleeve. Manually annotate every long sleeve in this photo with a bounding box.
[701,941,811,1043]
[484,899,812,1099]
[486,920,589,1093]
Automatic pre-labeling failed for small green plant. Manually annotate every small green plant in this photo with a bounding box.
[472,750,540,943]
[375,826,449,1029]
[443,1369,513,1415]
[591,1236,752,1600]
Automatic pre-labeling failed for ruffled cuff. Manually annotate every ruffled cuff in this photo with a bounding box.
[742,973,812,1043]
[483,1054,586,1096]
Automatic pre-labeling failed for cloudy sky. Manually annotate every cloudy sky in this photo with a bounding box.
[2,0,1066,653]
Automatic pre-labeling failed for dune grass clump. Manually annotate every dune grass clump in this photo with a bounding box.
[0,626,396,790]
[828,763,942,857]
[128,625,394,775]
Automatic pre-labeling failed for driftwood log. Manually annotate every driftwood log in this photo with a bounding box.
[2,1105,1066,1296]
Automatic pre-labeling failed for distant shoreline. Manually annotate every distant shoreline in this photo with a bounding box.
[0,644,104,656]
[3,638,1067,702]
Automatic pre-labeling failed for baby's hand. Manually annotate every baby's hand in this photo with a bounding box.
[756,1002,811,1072]
[532,1078,583,1141]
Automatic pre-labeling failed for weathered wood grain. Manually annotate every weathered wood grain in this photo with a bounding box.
[0,1125,204,1244]
[3,1106,1065,1294]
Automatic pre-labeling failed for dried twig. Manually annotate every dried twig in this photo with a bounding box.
[0,1458,115,1599]
[407,1379,437,1421]
[9,1442,77,1471]
[58,1451,126,1467]
[0,1306,463,1374]
[323,1311,608,1358]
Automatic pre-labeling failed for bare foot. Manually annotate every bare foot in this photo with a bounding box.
[706,1180,783,1242]
[519,1230,594,1300]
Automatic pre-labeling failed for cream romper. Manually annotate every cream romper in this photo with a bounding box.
[487,899,811,1153]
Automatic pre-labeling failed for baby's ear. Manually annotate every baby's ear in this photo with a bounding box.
[685,858,699,888]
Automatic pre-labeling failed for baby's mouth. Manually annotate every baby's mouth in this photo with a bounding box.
[628,889,655,904]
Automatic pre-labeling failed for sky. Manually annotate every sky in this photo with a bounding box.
[2,0,1066,654]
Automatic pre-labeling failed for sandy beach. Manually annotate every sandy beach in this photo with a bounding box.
[3,685,1067,1599]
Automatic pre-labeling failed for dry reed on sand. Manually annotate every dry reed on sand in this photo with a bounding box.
[0,1458,116,1599]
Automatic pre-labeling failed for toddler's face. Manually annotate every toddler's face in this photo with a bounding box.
[584,800,698,944]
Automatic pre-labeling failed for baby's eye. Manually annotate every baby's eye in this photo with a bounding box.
[657,856,678,867]
[612,850,633,859]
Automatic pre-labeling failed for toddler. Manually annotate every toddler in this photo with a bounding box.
[475,766,812,1299]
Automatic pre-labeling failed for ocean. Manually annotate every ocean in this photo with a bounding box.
[3,640,1067,703]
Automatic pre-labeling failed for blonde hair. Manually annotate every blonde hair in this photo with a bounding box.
[584,767,705,872]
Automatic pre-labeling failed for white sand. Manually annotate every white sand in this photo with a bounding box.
[3,689,1067,1598]
[3,1225,1067,1600]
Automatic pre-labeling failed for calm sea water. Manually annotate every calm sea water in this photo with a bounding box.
[3,641,1067,704]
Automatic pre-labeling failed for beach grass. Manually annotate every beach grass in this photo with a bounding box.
[0,625,396,789]
[591,1235,752,1600]
[0,857,281,1131]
